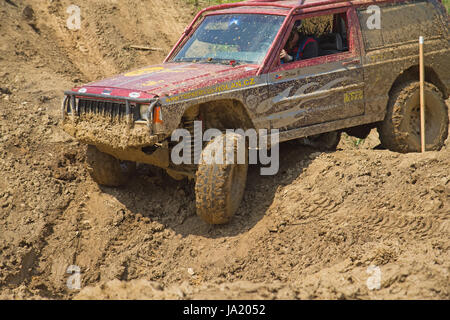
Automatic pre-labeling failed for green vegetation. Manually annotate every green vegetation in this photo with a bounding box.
[187,0,450,12]
[443,0,449,13]
[186,0,450,10]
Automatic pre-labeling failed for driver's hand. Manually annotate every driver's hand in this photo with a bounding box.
[280,49,293,62]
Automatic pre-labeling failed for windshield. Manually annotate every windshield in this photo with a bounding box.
[172,14,285,65]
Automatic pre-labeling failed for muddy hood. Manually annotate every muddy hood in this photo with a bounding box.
[73,62,259,99]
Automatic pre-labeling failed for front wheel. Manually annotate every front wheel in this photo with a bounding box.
[86,145,136,187]
[195,133,248,224]
[378,81,448,153]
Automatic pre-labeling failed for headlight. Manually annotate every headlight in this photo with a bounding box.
[139,104,149,120]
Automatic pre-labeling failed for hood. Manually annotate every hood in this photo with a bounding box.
[73,62,259,99]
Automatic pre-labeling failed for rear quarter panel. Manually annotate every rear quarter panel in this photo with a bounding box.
[357,0,449,121]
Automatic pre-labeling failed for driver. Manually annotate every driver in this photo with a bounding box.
[280,21,318,63]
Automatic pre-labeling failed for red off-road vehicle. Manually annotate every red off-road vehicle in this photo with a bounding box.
[62,0,449,224]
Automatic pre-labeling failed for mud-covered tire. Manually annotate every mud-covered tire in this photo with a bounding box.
[195,133,248,224]
[379,81,448,153]
[307,131,342,151]
[86,145,136,187]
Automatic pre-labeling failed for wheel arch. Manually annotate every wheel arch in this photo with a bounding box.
[389,65,448,99]
[183,98,256,131]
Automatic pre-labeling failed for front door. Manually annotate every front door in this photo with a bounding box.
[255,8,365,133]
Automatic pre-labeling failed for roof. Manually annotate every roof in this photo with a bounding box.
[245,0,341,7]
[241,0,394,8]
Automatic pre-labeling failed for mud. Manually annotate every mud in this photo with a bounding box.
[0,0,449,300]
[62,115,158,149]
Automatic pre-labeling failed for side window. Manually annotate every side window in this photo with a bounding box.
[278,11,351,66]
[357,0,443,52]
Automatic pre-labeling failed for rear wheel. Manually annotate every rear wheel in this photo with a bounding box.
[195,133,248,224]
[86,145,136,187]
[379,81,448,153]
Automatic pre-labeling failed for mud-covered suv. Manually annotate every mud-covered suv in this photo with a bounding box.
[62,0,449,224]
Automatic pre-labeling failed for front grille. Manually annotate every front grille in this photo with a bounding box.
[77,99,139,121]
[62,92,157,123]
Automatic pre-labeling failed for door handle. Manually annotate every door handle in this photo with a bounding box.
[342,59,360,66]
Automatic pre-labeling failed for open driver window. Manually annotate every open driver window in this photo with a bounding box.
[276,10,352,67]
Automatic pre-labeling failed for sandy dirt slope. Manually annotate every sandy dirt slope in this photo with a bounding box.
[0,0,449,300]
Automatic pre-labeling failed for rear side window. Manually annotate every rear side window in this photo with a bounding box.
[357,0,445,51]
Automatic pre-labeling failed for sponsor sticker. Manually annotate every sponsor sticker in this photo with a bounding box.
[165,77,257,103]
[102,89,113,96]
[124,67,165,77]
[129,92,141,98]
[344,89,364,103]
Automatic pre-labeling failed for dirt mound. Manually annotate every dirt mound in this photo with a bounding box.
[70,134,448,300]
[0,0,192,82]
[0,0,449,300]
